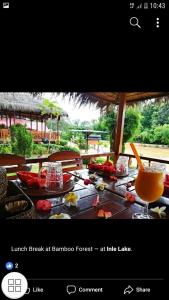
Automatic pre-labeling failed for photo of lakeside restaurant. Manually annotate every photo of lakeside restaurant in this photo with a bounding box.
[0,92,169,219]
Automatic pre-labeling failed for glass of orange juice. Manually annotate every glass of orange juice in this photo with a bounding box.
[133,163,165,219]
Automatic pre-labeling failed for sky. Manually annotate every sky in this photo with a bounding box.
[42,93,101,122]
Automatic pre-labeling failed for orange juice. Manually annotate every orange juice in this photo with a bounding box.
[135,168,164,202]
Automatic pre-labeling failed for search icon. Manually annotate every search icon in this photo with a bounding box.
[130,17,141,28]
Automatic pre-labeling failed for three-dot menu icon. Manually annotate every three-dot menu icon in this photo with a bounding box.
[156,18,160,28]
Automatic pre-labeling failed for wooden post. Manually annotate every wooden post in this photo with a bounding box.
[30,114,32,130]
[13,111,16,124]
[113,93,127,163]
[9,115,11,127]
[6,114,8,127]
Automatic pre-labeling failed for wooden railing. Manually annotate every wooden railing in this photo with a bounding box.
[120,153,169,167]
[31,130,59,142]
[25,152,114,171]
[25,151,169,172]
[0,129,59,143]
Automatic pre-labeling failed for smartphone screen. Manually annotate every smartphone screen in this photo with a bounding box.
[0,1,168,299]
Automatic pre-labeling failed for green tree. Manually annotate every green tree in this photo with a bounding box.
[153,124,169,145]
[104,110,117,151]
[39,99,65,153]
[10,124,33,157]
[123,107,141,144]
[156,102,169,125]
[141,103,159,129]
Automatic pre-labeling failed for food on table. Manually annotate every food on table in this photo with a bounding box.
[125,192,136,202]
[17,171,72,189]
[88,161,116,175]
[63,174,72,183]
[17,171,46,188]
[35,200,52,212]
[84,179,92,185]
[64,192,79,206]
[17,171,38,183]
[49,213,71,219]
[27,177,46,188]
[97,209,112,219]
[109,176,118,182]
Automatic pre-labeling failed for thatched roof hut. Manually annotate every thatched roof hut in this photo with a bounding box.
[0,93,68,121]
[65,92,169,108]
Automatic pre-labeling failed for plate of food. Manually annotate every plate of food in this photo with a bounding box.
[17,172,74,197]
[88,161,128,178]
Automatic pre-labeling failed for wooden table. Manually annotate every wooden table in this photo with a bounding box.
[15,169,169,219]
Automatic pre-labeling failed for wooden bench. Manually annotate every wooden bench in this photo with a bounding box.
[0,154,27,180]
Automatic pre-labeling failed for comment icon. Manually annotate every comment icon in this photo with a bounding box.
[66,285,77,295]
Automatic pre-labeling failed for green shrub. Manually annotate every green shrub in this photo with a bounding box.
[73,133,87,150]
[10,124,33,157]
[40,144,80,154]
[42,144,60,153]
[138,130,154,144]
[0,144,12,154]
[98,140,110,148]
[82,158,89,165]
[57,139,68,147]
[95,157,106,163]
[153,125,169,145]
[61,131,73,141]
[59,145,80,153]
[32,144,48,156]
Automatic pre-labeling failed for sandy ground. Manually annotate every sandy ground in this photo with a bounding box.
[125,143,169,161]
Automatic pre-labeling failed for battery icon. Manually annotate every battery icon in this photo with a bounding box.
[3,2,9,8]
[144,2,148,9]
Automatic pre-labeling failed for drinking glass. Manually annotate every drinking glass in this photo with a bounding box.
[116,156,129,176]
[133,163,165,219]
[45,162,63,192]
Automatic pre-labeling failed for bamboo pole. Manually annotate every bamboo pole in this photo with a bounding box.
[113,93,127,163]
